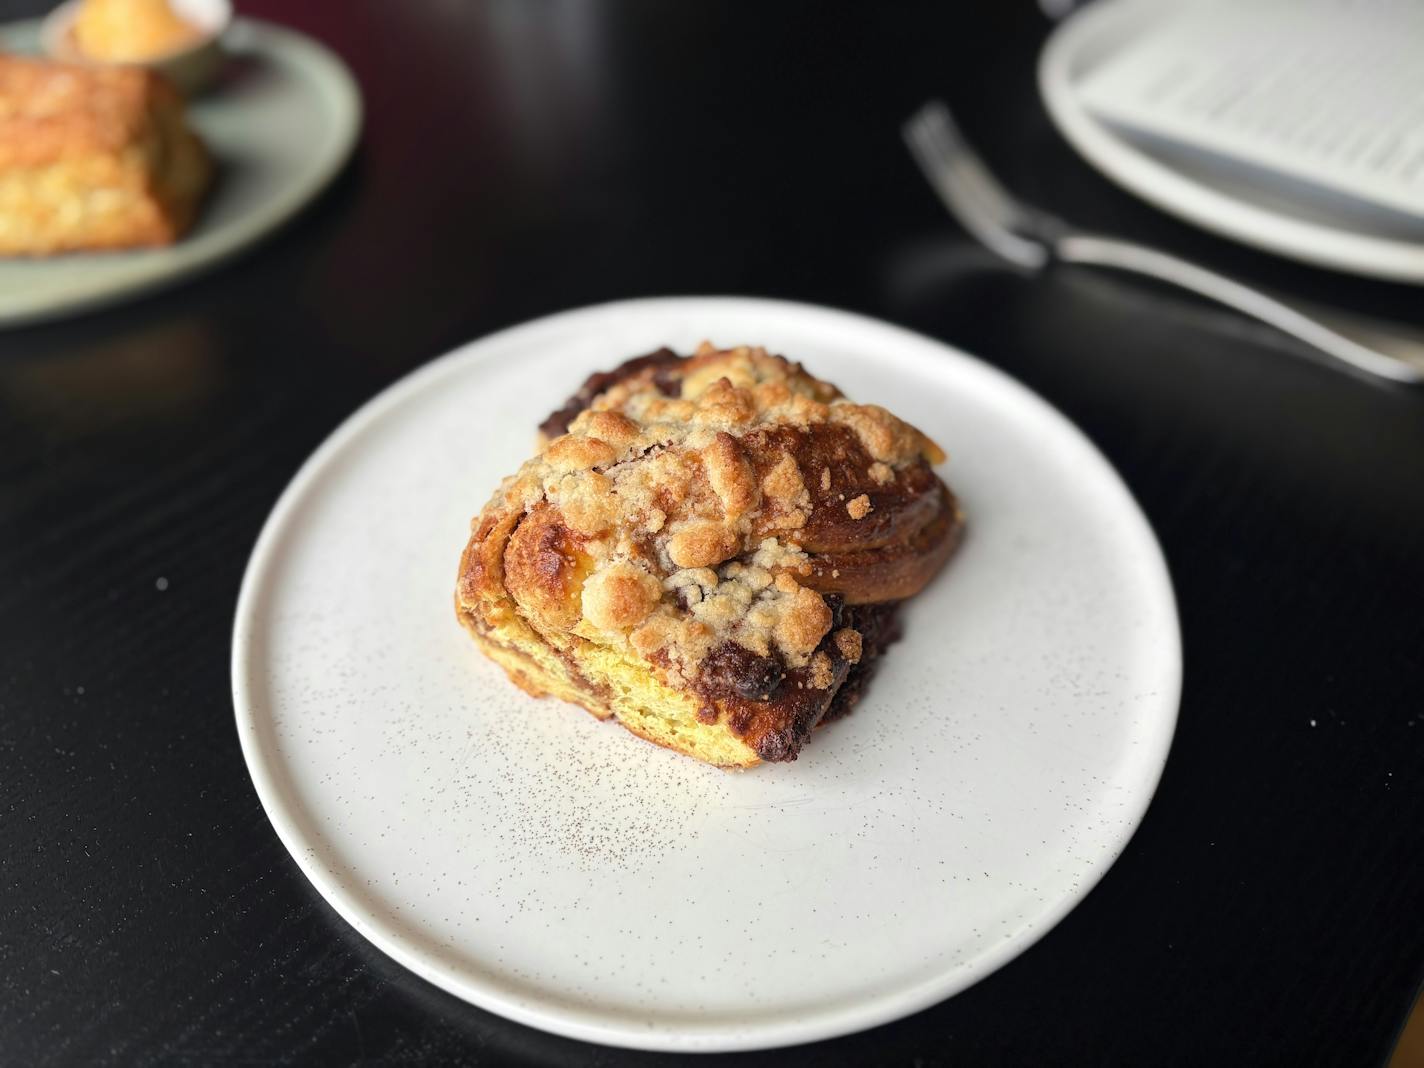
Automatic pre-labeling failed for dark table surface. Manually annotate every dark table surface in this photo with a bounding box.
[3,2,1422,1064]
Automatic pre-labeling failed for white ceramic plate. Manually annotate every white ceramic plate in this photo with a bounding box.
[0,18,361,326]
[232,298,1181,1052]
[1040,0,1424,283]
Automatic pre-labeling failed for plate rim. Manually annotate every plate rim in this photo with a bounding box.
[231,296,1183,1051]
[1039,0,1424,284]
[0,16,363,327]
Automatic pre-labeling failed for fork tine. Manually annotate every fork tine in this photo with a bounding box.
[904,107,990,218]
[902,100,1050,270]
[914,102,1032,233]
[907,110,1001,226]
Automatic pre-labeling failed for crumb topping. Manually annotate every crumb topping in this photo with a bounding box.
[476,343,946,682]
[846,494,873,519]
[806,651,835,689]
[833,627,863,663]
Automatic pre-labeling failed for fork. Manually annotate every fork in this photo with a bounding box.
[903,100,1424,386]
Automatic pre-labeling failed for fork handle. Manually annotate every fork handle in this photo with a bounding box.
[1053,235,1424,385]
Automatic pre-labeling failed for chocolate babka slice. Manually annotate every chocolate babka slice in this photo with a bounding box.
[455,343,962,767]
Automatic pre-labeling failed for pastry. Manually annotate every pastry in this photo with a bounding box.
[0,54,212,256]
[71,0,203,64]
[455,343,963,767]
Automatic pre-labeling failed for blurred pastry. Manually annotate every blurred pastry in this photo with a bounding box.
[71,0,202,63]
[41,0,231,96]
[0,54,212,255]
[455,343,963,768]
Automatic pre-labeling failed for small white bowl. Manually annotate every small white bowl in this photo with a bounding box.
[41,0,233,96]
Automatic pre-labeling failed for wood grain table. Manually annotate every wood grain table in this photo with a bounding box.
[2,2,1421,1064]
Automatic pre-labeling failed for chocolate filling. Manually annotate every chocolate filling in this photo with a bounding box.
[700,643,787,701]
[689,601,903,762]
[539,347,685,439]
[819,602,903,725]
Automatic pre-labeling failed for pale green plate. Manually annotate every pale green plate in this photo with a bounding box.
[0,18,361,326]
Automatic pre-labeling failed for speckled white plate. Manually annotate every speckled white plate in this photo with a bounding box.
[0,18,360,327]
[232,298,1181,1052]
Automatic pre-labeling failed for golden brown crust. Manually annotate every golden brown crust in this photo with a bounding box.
[72,0,204,64]
[456,344,964,767]
[0,55,212,256]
